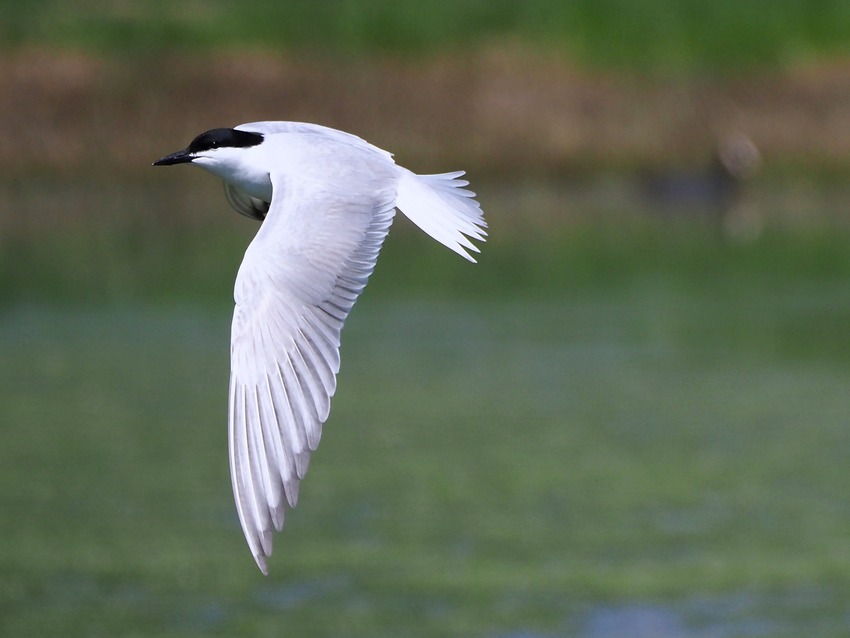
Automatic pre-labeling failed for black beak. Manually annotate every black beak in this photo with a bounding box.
[152,149,194,166]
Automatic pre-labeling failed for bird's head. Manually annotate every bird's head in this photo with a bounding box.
[153,127,274,211]
[153,127,265,170]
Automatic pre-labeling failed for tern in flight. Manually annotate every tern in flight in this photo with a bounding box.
[154,122,486,573]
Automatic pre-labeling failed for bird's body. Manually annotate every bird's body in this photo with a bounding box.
[154,122,486,573]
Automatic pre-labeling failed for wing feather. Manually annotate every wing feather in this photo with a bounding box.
[256,377,293,511]
[228,171,397,573]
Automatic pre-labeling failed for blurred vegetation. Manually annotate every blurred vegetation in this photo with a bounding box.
[2,3,850,635]
[2,0,850,72]
[2,174,850,306]
[1,0,848,305]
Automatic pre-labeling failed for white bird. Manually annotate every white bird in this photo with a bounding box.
[153,121,486,573]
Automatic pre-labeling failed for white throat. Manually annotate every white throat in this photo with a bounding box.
[194,153,273,203]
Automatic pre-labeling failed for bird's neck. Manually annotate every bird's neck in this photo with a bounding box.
[199,160,273,202]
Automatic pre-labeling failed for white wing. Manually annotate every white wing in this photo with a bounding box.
[228,171,397,574]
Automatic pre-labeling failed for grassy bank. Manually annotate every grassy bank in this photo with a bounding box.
[4,0,850,72]
[3,2,850,178]
[3,171,850,306]
[6,203,850,307]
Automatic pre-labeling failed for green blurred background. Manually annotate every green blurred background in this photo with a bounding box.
[2,2,850,636]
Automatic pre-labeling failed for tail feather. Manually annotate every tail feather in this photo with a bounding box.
[395,169,487,262]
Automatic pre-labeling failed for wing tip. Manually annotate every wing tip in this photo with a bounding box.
[254,550,270,575]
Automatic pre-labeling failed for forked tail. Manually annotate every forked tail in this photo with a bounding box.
[395,169,488,262]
